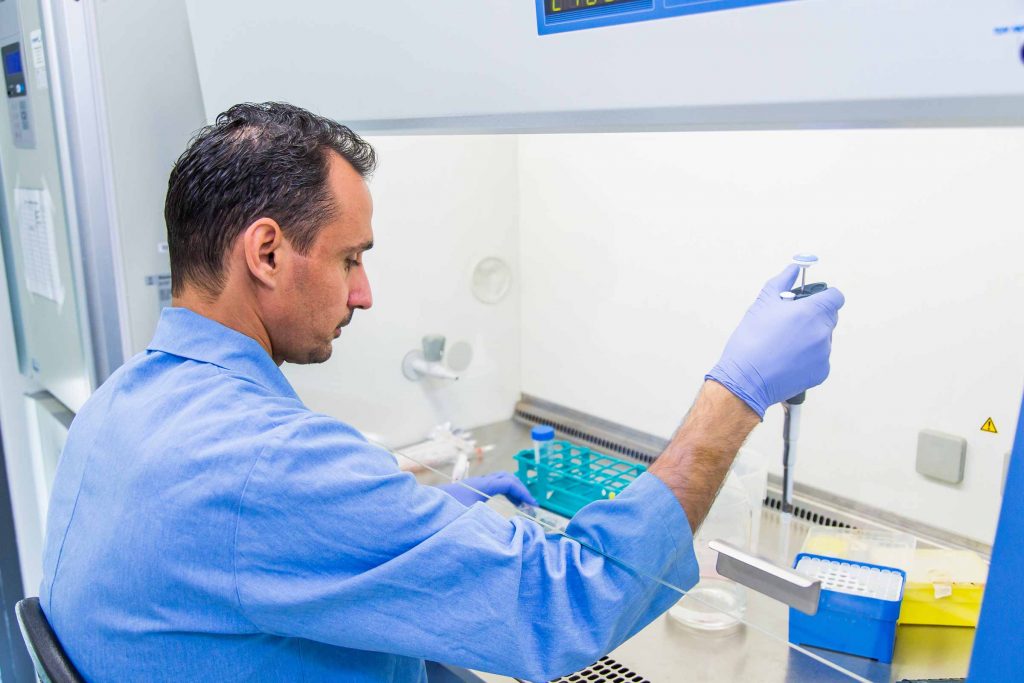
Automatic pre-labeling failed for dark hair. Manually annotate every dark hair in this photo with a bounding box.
[164,102,376,297]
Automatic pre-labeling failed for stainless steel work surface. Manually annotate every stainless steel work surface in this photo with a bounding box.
[415,419,975,682]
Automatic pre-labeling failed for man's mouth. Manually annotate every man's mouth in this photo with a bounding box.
[334,313,353,338]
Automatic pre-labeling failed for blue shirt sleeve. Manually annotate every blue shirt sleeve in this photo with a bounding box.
[233,414,698,681]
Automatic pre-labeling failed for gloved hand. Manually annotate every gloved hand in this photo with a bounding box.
[706,264,845,418]
[439,471,539,508]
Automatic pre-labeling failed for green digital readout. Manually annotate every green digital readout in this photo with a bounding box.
[545,0,636,16]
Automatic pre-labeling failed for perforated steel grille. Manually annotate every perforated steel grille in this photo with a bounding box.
[513,407,656,463]
[549,656,651,683]
[763,491,852,529]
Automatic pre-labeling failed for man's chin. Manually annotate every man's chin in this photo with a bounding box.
[301,343,334,365]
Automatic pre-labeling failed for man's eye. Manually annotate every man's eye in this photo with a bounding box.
[345,258,359,271]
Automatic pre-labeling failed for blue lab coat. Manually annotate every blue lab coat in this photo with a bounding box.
[40,308,698,682]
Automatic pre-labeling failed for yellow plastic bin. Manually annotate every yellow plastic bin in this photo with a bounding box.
[801,527,917,571]
[898,549,988,627]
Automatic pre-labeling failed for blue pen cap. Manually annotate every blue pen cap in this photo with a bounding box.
[531,425,555,441]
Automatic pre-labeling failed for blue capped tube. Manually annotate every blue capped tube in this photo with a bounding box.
[531,425,555,464]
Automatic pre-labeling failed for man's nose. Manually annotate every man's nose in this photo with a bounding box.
[348,265,373,310]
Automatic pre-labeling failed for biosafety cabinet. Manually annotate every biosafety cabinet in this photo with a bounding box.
[0,0,1022,681]
[185,3,1024,681]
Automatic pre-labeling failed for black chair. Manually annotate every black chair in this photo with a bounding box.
[15,597,84,683]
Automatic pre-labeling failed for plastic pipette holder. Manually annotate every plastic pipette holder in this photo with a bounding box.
[513,441,646,518]
[789,553,906,664]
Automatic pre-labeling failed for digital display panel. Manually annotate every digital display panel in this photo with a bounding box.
[544,0,639,17]
[537,0,790,35]
[4,49,21,76]
[2,43,26,97]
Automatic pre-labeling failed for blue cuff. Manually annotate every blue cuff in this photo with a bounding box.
[567,471,699,594]
[624,472,699,591]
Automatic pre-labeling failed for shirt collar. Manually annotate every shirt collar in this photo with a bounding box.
[147,307,299,400]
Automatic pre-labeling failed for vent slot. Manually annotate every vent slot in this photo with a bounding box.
[763,491,853,529]
[549,656,651,682]
[513,407,656,464]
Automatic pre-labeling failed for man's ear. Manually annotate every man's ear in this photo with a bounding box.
[242,217,284,289]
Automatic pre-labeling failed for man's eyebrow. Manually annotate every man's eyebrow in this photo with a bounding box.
[345,241,374,254]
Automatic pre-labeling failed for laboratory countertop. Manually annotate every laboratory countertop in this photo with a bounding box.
[412,419,974,683]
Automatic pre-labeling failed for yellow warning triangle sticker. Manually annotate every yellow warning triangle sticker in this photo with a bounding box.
[981,417,998,434]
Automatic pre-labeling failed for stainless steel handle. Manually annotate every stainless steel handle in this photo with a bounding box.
[709,540,821,616]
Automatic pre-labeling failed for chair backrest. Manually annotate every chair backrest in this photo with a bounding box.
[15,598,85,683]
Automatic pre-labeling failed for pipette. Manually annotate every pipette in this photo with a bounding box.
[778,253,828,514]
[781,393,803,515]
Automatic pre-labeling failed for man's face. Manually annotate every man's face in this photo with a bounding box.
[267,153,374,364]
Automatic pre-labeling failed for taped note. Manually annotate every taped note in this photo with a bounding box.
[29,30,47,90]
[15,187,64,305]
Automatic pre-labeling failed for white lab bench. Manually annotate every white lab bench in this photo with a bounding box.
[414,418,977,683]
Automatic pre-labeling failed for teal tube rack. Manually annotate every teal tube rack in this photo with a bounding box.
[513,441,647,518]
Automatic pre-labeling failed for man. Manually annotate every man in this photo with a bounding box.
[40,102,844,682]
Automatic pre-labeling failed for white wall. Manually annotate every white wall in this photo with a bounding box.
[283,135,522,448]
[518,128,1024,545]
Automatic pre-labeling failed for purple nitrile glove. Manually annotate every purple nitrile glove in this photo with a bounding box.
[706,264,846,418]
[439,471,539,508]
